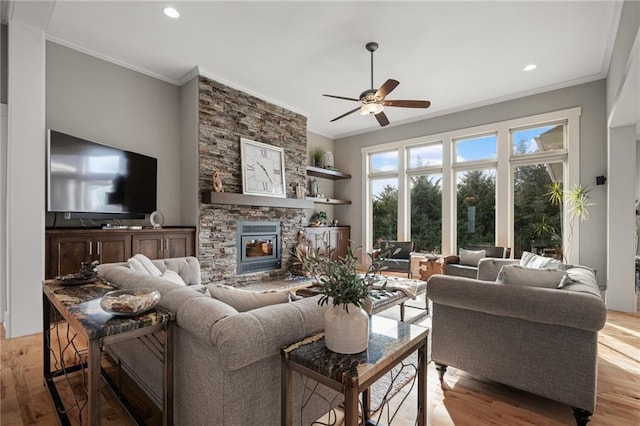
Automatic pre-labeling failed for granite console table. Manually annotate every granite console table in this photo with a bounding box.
[281,316,429,426]
[42,278,174,425]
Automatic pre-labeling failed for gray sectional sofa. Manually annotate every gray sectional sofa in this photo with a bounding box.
[97,257,337,426]
[427,258,607,425]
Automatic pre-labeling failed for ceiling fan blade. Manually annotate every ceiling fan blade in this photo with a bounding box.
[382,100,431,108]
[323,94,360,102]
[375,79,399,99]
[330,106,361,122]
[375,111,390,127]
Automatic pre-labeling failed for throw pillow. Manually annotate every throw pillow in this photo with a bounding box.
[459,249,486,267]
[127,254,162,277]
[519,251,563,270]
[496,264,569,289]
[162,269,186,286]
[206,284,289,312]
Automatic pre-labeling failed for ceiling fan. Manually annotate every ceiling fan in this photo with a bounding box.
[324,41,431,127]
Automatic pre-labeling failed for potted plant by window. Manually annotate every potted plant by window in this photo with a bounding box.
[296,242,388,354]
[546,182,592,262]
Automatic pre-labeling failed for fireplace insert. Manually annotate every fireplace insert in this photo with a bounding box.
[236,221,281,274]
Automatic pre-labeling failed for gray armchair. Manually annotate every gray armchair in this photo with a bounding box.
[373,241,416,278]
[442,245,511,279]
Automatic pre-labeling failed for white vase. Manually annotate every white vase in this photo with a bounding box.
[324,303,369,354]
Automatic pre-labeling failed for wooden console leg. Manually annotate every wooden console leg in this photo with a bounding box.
[571,407,592,426]
[435,363,447,383]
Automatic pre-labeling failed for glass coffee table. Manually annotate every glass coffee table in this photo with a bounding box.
[281,315,429,426]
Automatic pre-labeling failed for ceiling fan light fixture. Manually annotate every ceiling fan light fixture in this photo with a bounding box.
[360,103,384,115]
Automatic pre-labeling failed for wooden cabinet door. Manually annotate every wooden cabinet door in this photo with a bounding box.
[164,232,195,258]
[95,234,132,265]
[333,227,350,259]
[49,235,92,278]
[132,233,163,260]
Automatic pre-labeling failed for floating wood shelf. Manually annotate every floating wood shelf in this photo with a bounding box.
[306,166,351,180]
[201,191,314,209]
[306,197,352,206]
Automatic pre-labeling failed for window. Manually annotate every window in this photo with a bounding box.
[511,124,565,156]
[455,134,497,163]
[410,173,442,252]
[513,163,563,259]
[362,107,580,261]
[369,150,398,248]
[456,169,496,248]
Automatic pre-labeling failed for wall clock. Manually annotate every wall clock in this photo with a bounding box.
[240,138,286,198]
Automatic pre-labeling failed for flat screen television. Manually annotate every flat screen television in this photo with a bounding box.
[47,130,157,219]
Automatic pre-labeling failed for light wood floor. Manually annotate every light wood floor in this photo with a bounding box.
[1,302,638,425]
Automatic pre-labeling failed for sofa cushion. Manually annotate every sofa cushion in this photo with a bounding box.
[128,254,162,277]
[206,284,290,312]
[497,264,569,288]
[519,251,563,270]
[443,263,478,279]
[162,269,186,286]
[459,249,486,266]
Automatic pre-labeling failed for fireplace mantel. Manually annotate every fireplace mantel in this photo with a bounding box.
[201,191,314,209]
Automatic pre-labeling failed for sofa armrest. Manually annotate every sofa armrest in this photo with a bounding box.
[201,296,327,371]
[442,255,460,264]
[427,275,607,332]
[477,258,519,281]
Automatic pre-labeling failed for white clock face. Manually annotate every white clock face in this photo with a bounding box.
[242,140,285,196]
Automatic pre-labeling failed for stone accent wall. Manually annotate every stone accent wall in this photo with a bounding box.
[198,76,308,286]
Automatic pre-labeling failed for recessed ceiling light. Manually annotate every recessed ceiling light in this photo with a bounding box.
[163,7,180,19]
[524,64,537,71]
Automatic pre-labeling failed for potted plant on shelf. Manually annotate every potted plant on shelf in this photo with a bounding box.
[309,210,328,226]
[311,146,325,167]
[295,242,388,354]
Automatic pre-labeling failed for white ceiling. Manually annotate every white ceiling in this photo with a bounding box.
[12,1,623,139]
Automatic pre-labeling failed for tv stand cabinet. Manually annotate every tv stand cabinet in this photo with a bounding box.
[45,227,196,279]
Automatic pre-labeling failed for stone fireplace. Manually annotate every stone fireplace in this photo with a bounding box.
[197,75,309,286]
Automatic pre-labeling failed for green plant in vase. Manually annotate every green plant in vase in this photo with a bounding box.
[295,241,389,354]
[310,146,325,167]
[309,210,328,226]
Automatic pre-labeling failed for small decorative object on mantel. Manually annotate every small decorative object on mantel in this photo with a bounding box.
[321,151,335,169]
[212,171,224,192]
[295,183,306,199]
[295,242,389,354]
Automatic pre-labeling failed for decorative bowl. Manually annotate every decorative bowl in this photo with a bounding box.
[100,288,161,316]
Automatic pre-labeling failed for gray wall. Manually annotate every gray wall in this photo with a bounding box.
[180,76,200,229]
[605,0,639,312]
[335,80,608,286]
[1,24,7,104]
[606,0,639,111]
[46,42,185,227]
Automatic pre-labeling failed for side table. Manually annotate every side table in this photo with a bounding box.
[281,316,429,426]
[43,278,174,426]
[419,255,443,281]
